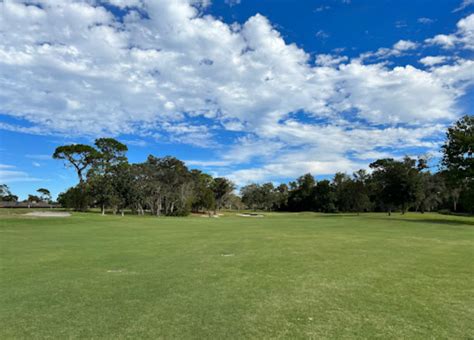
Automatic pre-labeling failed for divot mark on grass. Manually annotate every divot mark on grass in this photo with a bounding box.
[106,269,138,275]
[107,269,125,273]
[221,254,235,257]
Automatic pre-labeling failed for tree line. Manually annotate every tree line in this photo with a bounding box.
[241,115,473,214]
[49,138,238,216]
[1,115,472,215]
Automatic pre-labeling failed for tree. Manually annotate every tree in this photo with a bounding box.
[57,185,92,210]
[287,173,316,211]
[94,138,128,166]
[332,172,370,213]
[88,138,128,215]
[0,184,18,202]
[37,188,51,202]
[212,177,235,213]
[138,156,193,216]
[241,183,274,210]
[332,172,351,212]
[273,183,289,210]
[191,170,215,214]
[370,157,423,215]
[109,163,136,216]
[313,180,336,212]
[442,115,473,180]
[0,184,10,197]
[53,144,100,184]
[27,194,41,203]
[441,115,473,211]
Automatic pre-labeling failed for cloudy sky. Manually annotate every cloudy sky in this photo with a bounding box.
[0,0,473,199]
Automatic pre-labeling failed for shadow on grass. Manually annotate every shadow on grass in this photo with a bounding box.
[374,216,474,227]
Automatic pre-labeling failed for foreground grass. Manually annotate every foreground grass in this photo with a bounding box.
[1,211,473,339]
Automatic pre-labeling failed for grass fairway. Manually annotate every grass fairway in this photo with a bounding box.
[1,211,473,339]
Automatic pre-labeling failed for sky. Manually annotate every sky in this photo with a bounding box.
[0,0,473,200]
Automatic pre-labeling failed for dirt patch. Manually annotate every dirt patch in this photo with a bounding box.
[24,211,71,218]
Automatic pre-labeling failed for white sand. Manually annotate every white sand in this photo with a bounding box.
[237,213,264,218]
[24,211,71,217]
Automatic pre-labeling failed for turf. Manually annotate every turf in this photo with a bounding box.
[1,211,473,339]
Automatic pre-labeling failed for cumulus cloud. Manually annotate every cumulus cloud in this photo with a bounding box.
[419,56,448,66]
[359,39,419,61]
[426,14,474,50]
[0,0,472,184]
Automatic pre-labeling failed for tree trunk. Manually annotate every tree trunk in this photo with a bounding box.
[121,210,124,217]
[388,208,391,216]
[101,204,105,216]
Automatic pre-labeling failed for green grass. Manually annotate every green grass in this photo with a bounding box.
[1,211,473,339]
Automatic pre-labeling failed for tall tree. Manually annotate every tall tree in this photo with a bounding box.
[0,184,18,202]
[287,173,316,211]
[88,138,128,215]
[212,177,235,213]
[37,188,51,202]
[442,115,473,180]
[370,157,423,215]
[53,144,99,184]
[191,170,215,214]
[94,138,128,168]
[441,115,473,211]
[313,180,336,212]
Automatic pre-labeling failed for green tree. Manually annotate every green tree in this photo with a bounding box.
[37,188,51,202]
[57,185,92,210]
[0,184,18,202]
[191,170,215,214]
[212,177,235,213]
[441,115,473,211]
[370,157,423,215]
[27,194,41,203]
[88,138,128,215]
[313,180,336,212]
[53,144,100,184]
[442,115,473,180]
[287,173,316,211]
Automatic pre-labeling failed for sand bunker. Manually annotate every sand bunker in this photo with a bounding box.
[24,211,71,217]
[237,213,264,218]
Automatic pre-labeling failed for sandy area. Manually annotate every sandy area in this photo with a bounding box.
[24,211,71,217]
[237,213,264,218]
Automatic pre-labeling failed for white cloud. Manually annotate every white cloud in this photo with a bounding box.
[393,40,418,51]
[0,164,41,183]
[453,0,474,12]
[360,39,418,60]
[315,30,330,39]
[426,14,474,50]
[120,139,148,147]
[315,54,348,66]
[419,56,448,66]
[0,1,472,184]
[224,0,241,6]
[418,17,435,24]
[25,154,51,160]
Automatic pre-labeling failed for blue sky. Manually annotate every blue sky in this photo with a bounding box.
[0,0,473,200]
